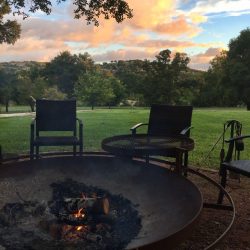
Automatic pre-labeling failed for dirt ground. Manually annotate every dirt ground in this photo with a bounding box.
[179,169,250,250]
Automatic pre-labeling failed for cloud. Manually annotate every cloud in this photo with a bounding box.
[188,12,208,23]
[125,0,203,37]
[1,0,241,64]
[154,15,202,37]
[190,0,250,16]
[93,49,158,62]
[0,37,69,62]
[189,47,222,70]
[137,39,196,49]
[127,0,176,29]
[18,14,207,50]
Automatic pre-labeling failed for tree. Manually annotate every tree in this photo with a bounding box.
[43,86,66,100]
[75,70,115,110]
[0,0,132,44]
[102,60,147,104]
[197,28,250,108]
[143,50,190,105]
[12,70,48,111]
[227,28,250,109]
[0,0,21,44]
[0,68,16,112]
[102,70,125,106]
[44,51,94,98]
[196,51,231,107]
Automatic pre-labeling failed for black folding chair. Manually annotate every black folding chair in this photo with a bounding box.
[30,99,83,159]
[218,120,250,203]
[130,105,193,174]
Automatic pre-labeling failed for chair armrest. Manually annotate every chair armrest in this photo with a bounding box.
[180,126,193,136]
[225,135,250,143]
[130,123,148,135]
[31,118,36,125]
[76,118,83,126]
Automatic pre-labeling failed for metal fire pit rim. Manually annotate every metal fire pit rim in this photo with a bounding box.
[0,151,109,162]
[0,152,236,250]
[0,152,204,250]
[187,167,236,250]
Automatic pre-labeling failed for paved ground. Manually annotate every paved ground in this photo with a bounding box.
[0,110,93,118]
[0,112,35,118]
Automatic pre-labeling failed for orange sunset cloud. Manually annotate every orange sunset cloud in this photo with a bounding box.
[2,0,240,71]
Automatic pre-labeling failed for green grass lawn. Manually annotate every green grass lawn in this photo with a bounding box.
[1,107,250,169]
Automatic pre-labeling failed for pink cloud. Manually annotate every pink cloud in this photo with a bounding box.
[93,49,157,62]
[155,16,201,37]
[0,0,217,63]
[0,37,69,62]
[189,47,222,70]
[137,39,197,49]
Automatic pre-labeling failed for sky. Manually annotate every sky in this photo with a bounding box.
[1,0,250,70]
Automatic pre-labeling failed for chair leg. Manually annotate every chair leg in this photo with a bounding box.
[217,167,227,204]
[30,144,34,160]
[79,143,83,156]
[35,146,39,159]
[183,152,189,177]
[73,145,76,156]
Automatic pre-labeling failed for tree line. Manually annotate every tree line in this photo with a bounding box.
[0,27,250,111]
[0,49,200,111]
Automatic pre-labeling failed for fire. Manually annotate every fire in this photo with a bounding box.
[76,226,83,231]
[73,207,85,232]
[74,208,85,219]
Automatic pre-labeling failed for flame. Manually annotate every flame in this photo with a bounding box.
[73,207,85,232]
[74,208,85,219]
[76,226,83,231]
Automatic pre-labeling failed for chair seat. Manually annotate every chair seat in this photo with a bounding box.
[33,136,80,146]
[223,160,250,177]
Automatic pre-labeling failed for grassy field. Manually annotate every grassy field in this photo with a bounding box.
[1,107,250,169]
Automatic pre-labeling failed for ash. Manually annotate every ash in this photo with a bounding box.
[0,179,141,250]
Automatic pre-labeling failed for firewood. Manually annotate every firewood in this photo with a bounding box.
[64,197,110,215]
[92,198,110,215]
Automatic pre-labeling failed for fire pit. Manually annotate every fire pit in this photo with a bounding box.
[0,155,202,249]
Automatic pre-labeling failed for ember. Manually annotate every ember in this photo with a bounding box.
[0,179,141,250]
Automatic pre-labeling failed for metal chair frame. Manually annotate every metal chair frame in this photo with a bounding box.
[30,99,83,159]
[130,104,193,175]
[218,120,250,203]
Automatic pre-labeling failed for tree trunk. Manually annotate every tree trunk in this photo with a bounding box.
[5,101,9,113]
[29,96,36,112]
[29,103,35,112]
[247,103,250,111]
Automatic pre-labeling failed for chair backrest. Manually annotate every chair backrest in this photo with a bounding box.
[147,105,193,136]
[36,99,76,132]
[222,120,243,162]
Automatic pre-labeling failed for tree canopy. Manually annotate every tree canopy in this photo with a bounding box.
[0,0,133,44]
[44,51,95,98]
[0,0,21,44]
[195,27,250,109]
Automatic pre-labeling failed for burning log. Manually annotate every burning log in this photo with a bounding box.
[63,196,110,215]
